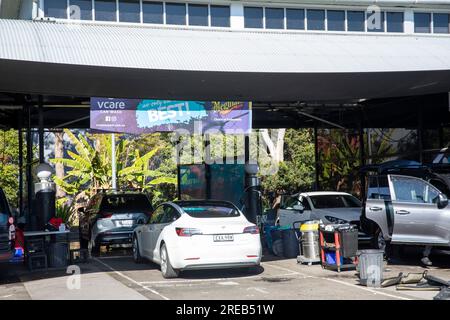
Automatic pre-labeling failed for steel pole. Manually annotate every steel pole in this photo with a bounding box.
[111,133,117,190]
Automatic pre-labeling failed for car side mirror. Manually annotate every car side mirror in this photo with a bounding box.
[437,194,448,209]
[293,204,305,213]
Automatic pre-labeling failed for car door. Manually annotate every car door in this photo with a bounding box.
[364,175,394,239]
[141,205,165,258]
[389,174,449,245]
[152,205,180,259]
[278,195,312,227]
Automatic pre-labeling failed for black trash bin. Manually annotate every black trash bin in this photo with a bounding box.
[282,229,300,258]
[48,242,69,268]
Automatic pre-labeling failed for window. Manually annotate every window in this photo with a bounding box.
[281,195,311,211]
[119,0,140,23]
[143,1,163,24]
[347,11,365,31]
[244,7,263,29]
[150,206,165,224]
[386,12,403,32]
[309,195,361,209]
[210,5,230,27]
[100,194,153,213]
[69,0,92,20]
[367,11,384,32]
[434,13,449,34]
[415,12,431,33]
[367,176,391,200]
[45,0,67,18]
[188,4,208,26]
[181,204,240,218]
[307,9,325,30]
[391,176,440,204]
[265,8,284,29]
[286,8,305,30]
[95,0,117,21]
[160,206,180,223]
[166,3,186,25]
[327,10,345,31]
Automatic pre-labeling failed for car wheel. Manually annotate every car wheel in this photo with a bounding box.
[373,228,390,254]
[132,236,143,263]
[160,243,179,279]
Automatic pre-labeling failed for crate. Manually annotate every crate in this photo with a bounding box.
[27,253,48,271]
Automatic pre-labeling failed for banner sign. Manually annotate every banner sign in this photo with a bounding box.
[90,98,252,134]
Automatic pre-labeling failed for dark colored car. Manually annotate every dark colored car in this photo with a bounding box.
[0,187,14,262]
[78,190,152,254]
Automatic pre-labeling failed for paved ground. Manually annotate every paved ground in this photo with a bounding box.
[1,247,449,300]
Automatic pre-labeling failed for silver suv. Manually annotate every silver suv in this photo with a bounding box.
[361,174,450,250]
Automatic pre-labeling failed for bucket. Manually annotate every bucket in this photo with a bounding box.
[358,249,384,287]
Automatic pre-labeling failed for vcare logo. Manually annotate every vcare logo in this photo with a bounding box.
[96,98,126,110]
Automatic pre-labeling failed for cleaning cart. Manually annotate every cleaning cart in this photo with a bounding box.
[319,223,358,272]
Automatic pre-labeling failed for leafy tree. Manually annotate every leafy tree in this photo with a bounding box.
[0,130,20,207]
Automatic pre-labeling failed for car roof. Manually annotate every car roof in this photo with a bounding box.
[172,199,237,208]
[300,191,354,197]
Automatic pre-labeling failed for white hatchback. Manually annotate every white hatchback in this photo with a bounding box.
[132,200,262,278]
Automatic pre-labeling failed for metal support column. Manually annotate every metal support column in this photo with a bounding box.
[25,98,35,230]
[38,95,44,163]
[418,105,424,163]
[18,118,23,217]
[313,126,320,191]
[359,121,366,200]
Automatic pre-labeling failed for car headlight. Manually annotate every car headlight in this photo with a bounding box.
[325,216,348,224]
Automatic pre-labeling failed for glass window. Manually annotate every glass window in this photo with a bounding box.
[327,10,345,31]
[367,176,380,199]
[210,5,230,27]
[265,8,284,29]
[188,4,208,26]
[181,204,240,218]
[347,11,365,31]
[309,195,361,209]
[415,12,431,33]
[95,0,117,21]
[69,0,92,20]
[307,9,325,30]
[392,176,440,204]
[160,205,180,223]
[244,7,263,29]
[367,11,384,32]
[45,0,67,18]
[100,194,153,212]
[386,12,403,32]
[166,3,186,25]
[119,0,140,23]
[150,206,165,224]
[286,8,305,30]
[434,13,449,34]
[143,1,163,24]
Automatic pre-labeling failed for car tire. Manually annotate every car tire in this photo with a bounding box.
[160,243,179,279]
[132,236,143,263]
[89,232,100,256]
[373,228,390,255]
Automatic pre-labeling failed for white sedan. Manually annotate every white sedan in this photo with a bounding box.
[132,200,262,278]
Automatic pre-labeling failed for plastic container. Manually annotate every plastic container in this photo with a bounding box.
[339,226,358,258]
[325,252,343,265]
[358,249,384,287]
[281,229,300,258]
[48,242,69,268]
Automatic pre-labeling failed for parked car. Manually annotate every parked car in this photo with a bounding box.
[0,187,14,262]
[277,191,371,241]
[132,200,262,278]
[78,190,152,254]
[361,159,450,197]
[360,174,450,251]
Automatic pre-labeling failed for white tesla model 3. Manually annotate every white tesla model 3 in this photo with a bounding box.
[132,200,262,278]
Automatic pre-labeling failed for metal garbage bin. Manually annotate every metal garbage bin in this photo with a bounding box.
[297,220,320,265]
[357,249,384,287]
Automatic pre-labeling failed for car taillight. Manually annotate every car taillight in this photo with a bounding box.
[101,213,113,219]
[175,228,202,237]
[243,226,259,234]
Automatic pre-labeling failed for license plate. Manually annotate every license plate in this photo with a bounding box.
[213,234,234,242]
[116,220,133,227]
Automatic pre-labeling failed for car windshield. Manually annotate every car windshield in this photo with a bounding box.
[100,194,152,213]
[309,195,361,209]
[180,204,240,218]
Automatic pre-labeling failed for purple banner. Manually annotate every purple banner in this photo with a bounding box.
[90,98,252,135]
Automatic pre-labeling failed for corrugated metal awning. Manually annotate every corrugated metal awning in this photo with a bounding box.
[1,19,450,101]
